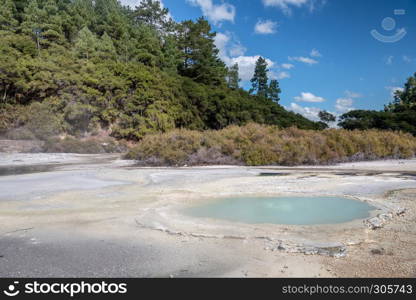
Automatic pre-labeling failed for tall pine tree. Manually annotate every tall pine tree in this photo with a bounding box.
[133,0,173,33]
[250,57,268,98]
[268,79,281,103]
[178,18,226,86]
[385,73,416,112]
[227,63,240,90]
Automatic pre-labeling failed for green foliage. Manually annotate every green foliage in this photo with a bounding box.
[0,0,18,31]
[319,110,336,123]
[74,26,98,59]
[338,110,416,136]
[178,18,227,86]
[16,101,64,140]
[250,57,268,97]
[385,73,416,113]
[133,0,174,33]
[227,63,240,90]
[268,79,281,103]
[339,73,416,135]
[97,32,116,60]
[126,123,416,166]
[0,0,323,142]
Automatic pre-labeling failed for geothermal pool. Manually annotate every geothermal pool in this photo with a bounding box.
[185,196,375,225]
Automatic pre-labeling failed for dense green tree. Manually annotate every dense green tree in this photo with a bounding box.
[319,110,336,123]
[161,35,182,73]
[267,79,281,103]
[94,0,129,41]
[0,0,323,139]
[339,73,416,135]
[0,0,18,31]
[178,18,227,86]
[71,0,96,30]
[385,73,416,113]
[227,63,240,90]
[133,0,173,33]
[97,32,116,60]
[20,0,66,48]
[338,110,416,135]
[73,26,98,59]
[41,0,66,45]
[20,0,43,52]
[250,57,268,97]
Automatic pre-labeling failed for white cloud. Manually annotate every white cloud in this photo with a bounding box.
[215,32,279,81]
[344,90,362,99]
[289,103,321,121]
[262,0,325,15]
[281,63,294,69]
[294,92,325,103]
[119,0,149,8]
[385,55,394,65]
[289,56,318,65]
[215,32,247,62]
[335,98,354,113]
[402,55,416,63]
[254,20,278,35]
[121,0,166,9]
[334,90,360,113]
[229,56,275,81]
[229,44,247,57]
[120,1,172,19]
[214,32,231,57]
[187,0,235,24]
[270,71,291,80]
[310,48,322,57]
[262,0,309,15]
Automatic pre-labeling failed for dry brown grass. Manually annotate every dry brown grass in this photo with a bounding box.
[125,123,416,166]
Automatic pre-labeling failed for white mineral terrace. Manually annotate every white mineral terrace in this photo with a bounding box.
[0,154,415,277]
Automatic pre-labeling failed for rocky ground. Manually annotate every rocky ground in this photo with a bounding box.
[0,153,415,277]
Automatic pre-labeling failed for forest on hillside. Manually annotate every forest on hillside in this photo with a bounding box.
[0,0,324,143]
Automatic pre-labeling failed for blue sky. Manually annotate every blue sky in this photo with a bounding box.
[121,0,416,121]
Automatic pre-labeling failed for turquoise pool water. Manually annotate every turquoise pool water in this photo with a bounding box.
[185,196,375,225]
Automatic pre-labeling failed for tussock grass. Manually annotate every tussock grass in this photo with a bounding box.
[126,123,416,166]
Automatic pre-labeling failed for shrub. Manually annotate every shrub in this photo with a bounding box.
[126,123,416,166]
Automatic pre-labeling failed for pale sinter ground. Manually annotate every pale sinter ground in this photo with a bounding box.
[0,153,415,277]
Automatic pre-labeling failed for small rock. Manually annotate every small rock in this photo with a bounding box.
[379,213,393,221]
[396,207,406,216]
[299,242,347,258]
[370,248,385,255]
[364,217,384,229]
